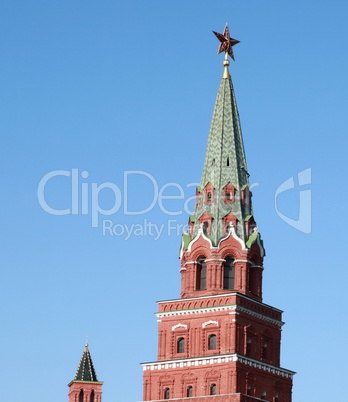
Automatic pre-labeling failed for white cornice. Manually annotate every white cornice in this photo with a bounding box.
[141,354,295,379]
[157,293,283,314]
[156,305,283,327]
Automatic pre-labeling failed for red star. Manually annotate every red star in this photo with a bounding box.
[213,23,240,60]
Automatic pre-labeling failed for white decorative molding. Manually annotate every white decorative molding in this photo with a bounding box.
[187,223,213,252]
[216,224,247,250]
[230,306,284,327]
[202,320,219,328]
[157,306,234,319]
[141,354,295,379]
[171,323,188,331]
[157,305,283,327]
[157,292,283,313]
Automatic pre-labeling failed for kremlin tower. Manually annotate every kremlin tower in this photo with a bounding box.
[141,24,295,401]
[68,343,103,402]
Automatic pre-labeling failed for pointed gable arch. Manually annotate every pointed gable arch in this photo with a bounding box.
[223,182,235,203]
[203,182,214,204]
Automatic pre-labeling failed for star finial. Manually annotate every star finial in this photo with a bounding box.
[213,23,240,61]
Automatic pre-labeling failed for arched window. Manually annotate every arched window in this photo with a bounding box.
[211,158,215,166]
[164,387,170,399]
[196,256,207,290]
[261,391,267,400]
[187,386,193,397]
[275,393,279,402]
[210,383,216,395]
[223,256,235,289]
[79,390,84,402]
[204,183,214,204]
[208,334,217,350]
[90,390,95,402]
[246,336,252,356]
[261,342,268,359]
[177,337,185,353]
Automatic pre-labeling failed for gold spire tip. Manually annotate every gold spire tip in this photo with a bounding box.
[222,52,230,79]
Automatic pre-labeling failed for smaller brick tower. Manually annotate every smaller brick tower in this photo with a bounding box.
[68,343,103,402]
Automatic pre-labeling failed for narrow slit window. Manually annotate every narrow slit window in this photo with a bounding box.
[210,384,216,395]
[223,256,235,289]
[208,334,217,350]
[196,256,207,290]
[164,388,170,399]
[177,337,185,353]
[187,386,193,397]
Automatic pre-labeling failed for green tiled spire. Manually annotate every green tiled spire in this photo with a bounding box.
[191,55,254,245]
[74,343,99,382]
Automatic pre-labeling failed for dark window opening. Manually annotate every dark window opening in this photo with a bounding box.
[261,342,268,359]
[90,390,95,402]
[203,221,209,233]
[247,385,252,396]
[227,157,230,166]
[79,390,84,402]
[261,392,267,400]
[177,337,185,353]
[187,386,193,397]
[208,334,217,350]
[212,158,215,166]
[246,337,252,356]
[196,256,207,290]
[226,191,232,201]
[223,256,235,289]
[207,192,212,201]
[275,394,279,402]
[164,387,170,399]
[210,384,216,396]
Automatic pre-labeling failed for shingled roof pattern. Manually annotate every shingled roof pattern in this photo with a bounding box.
[74,344,99,382]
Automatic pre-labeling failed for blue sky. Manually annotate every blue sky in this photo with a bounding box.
[1,1,348,401]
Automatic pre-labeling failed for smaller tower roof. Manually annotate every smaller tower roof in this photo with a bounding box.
[73,343,99,382]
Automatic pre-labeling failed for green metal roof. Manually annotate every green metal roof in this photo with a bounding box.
[74,344,99,382]
[190,61,254,245]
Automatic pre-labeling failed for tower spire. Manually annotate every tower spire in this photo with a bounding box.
[185,24,260,248]
[68,343,103,402]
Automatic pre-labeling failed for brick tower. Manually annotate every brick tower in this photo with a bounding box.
[141,24,295,402]
[68,343,103,402]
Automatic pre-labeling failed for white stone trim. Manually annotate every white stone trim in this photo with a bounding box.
[141,354,295,379]
[157,306,234,319]
[156,305,283,327]
[202,320,219,328]
[171,323,188,331]
[157,293,283,314]
[217,224,247,250]
[187,224,213,252]
[230,306,284,327]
